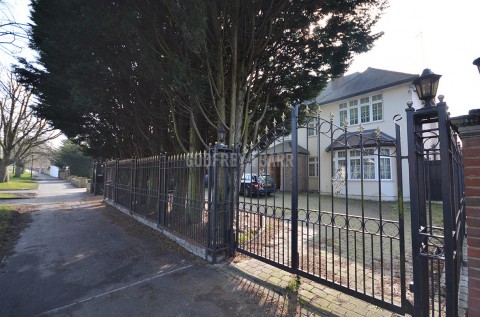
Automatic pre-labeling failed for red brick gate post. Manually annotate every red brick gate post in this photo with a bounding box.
[452,109,480,316]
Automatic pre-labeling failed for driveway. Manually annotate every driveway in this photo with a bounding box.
[0,174,272,316]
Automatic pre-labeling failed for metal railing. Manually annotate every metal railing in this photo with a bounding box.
[406,101,466,316]
[104,148,235,262]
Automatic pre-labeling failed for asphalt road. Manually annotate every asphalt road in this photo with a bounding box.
[0,174,271,316]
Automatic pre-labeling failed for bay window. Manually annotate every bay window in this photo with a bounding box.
[335,148,392,180]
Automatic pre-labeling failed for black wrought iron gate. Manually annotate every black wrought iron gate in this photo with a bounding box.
[406,99,466,316]
[235,104,411,315]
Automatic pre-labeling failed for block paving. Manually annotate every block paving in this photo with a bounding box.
[213,256,402,316]
[213,252,469,316]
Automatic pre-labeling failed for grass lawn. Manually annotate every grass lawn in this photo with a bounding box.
[0,205,17,256]
[0,193,19,199]
[0,205,32,258]
[0,172,38,190]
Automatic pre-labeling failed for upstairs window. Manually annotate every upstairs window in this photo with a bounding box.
[372,94,383,121]
[349,100,359,125]
[307,119,317,136]
[339,102,348,126]
[338,94,383,126]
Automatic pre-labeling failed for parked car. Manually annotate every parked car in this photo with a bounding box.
[240,173,275,196]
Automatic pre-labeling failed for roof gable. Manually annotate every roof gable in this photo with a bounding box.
[317,68,418,105]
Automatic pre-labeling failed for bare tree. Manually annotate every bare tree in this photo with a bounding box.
[0,72,61,182]
[13,142,56,177]
[0,0,29,55]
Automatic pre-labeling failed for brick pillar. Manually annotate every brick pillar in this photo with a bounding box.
[452,109,480,317]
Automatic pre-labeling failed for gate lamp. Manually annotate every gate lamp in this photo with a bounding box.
[473,57,480,74]
[217,125,226,145]
[413,68,442,108]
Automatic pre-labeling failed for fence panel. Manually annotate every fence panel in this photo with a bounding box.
[406,102,466,316]
[104,152,227,256]
[116,159,132,210]
[161,154,209,247]
[105,161,116,201]
[132,156,160,222]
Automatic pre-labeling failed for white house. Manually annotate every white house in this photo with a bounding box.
[49,165,60,178]
[297,67,424,201]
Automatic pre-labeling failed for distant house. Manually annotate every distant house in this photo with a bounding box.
[244,141,309,192]
[298,67,423,200]
[49,165,60,178]
[252,68,434,200]
[264,141,309,192]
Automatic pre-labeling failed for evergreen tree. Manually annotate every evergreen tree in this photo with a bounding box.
[17,0,386,157]
[52,140,93,178]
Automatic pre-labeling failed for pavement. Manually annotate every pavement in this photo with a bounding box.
[0,174,274,316]
[0,174,468,316]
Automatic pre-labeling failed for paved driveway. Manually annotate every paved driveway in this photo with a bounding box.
[0,175,271,316]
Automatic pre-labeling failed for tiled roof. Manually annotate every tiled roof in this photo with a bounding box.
[265,140,309,155]
[325,129,396,152]
[316,68,418,105]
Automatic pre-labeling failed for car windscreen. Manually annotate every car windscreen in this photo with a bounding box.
[258,175,273,183]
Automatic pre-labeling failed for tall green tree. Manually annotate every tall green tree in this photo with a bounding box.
[16,0,174,158]
[17,0,386,157]
[52,140,93,178]
[141,0,386,152]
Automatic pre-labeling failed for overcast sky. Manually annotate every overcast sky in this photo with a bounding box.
[2,0,480,117]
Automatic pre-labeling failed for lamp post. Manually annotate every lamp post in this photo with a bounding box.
[217,125,226,146]
[473,57,480,74]
[412,68,442,108]
[30,154,34,178]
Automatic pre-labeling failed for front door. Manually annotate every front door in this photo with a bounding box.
[270,162,281,189]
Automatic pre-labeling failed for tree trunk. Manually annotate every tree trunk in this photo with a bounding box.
[15,161,25,177]
[0,160,9,182]
[186,110,204,225]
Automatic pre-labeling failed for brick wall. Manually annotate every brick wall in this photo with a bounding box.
[452,110,480,317]
[464,136,480,316]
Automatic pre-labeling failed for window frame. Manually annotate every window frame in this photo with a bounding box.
[308,156,319,177]
[338,93,383,126]
[334,147,392,181]
[307,119,318,137]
